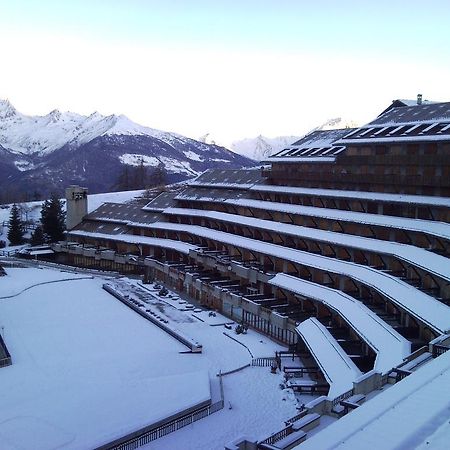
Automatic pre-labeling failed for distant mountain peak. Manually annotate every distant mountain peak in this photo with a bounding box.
[231,135,302,160]
[47,109,62,122]
[87,111,104,120]
[0,99,18,119]
[0,102,179,155]
[0,99,254,201]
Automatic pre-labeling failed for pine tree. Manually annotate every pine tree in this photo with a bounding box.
[7,203,25,245]
[30,225,45,246]
[41,194,66,242]
[151,163,167,187]
[115,166,131,190]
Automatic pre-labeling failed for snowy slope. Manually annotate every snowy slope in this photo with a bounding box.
[231,135,301,160]
[0,100,254,199]
[0,99,217,157]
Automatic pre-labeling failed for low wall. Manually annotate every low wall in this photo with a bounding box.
[353,370,383,395]
[102,284,202,353]
[96,398,220,450]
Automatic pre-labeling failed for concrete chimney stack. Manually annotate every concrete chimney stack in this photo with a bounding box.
[417,94,423,105]
[66,185,88,230]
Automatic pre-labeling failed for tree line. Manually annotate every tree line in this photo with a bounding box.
[5,194,66,247]
[115,161,167,191]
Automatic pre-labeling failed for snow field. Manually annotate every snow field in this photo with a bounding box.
[0,267,300,449]
[0,268,210,449]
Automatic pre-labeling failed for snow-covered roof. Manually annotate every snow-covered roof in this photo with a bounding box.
[337,102,450,145]
[86,202,162,226]
[377,98,439,117]
[177,196,450,241]
[265,129,351,162]
[296,318,362,398]
[142,191,179,211]
[181,184,450,209]
[190,169,262,188]
[140,222,450,333]
[397,99,437,107]
[270,274,410,373]
[371,102,450,126]
[163,207,450,282]
[249,185,450,208]
[298,350,450,450]
[67,230,197,254]
[263,156,337,163]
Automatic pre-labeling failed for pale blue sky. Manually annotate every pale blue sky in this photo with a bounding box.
[1,0,450,144]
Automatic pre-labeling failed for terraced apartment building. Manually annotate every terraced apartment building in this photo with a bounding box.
[54,98,450,426]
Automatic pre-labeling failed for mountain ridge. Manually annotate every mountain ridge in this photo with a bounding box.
[0,100,254,203]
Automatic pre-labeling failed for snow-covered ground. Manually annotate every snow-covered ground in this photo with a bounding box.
[0,266,300,449]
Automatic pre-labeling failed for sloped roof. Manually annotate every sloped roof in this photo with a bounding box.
[189,168,263,187]
[264,129,353,163]
[371,102,450,126]
[337,102,450,145]
[378,98,438,116]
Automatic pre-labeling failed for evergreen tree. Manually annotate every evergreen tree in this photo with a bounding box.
[115,165,131,190]
[30,225,45,246]
[41,194,66,242]
[7,203,25,245]
[151,163,167,187]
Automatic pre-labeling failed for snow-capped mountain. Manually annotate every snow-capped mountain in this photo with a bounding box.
[0,99,254,202]
[230,117,359,161]
[231,135,303,160]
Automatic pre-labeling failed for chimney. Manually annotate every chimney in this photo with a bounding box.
[417,93,423,105]
[66,185,88,230]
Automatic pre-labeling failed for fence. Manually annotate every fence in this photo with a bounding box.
[0,249,20,257]
[283,367,320,378]
[251,357,277,367]
[98,377,224,450]
[258,425,291,447]
[0,335,12,368]
[284,407,308,425]
[432,344,450,358]
[331,388,354,407]
[219,363,251,376]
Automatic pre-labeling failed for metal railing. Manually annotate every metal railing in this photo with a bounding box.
[284,407,308,425]
[332,388,354,407]
[98,377,224,450]
[0,335,12,368]
[259,425,291,447]
[252,357,277,367]
[433,344,450,358]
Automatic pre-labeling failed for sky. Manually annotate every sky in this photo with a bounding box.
[1,0,450,146]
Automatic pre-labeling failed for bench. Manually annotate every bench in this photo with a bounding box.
[291,413,321,432]
[287,379,328,394]
[332,394,365,416]
[346,394,365,404]
[259,431,307,450]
